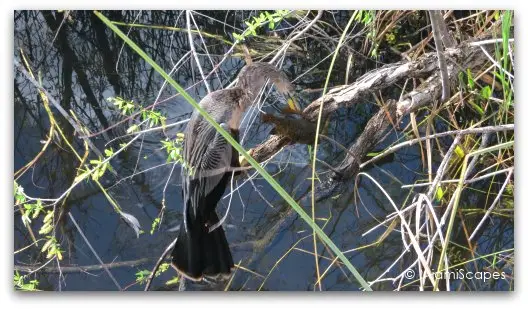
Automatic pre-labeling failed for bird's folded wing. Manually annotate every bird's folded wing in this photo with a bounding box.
[184,121,234,209]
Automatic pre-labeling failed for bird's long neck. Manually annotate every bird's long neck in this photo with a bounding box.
[227,103,245,131]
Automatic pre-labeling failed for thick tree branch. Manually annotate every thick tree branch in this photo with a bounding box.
[250,42,491,176]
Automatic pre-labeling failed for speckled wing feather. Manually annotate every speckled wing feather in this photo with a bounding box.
[181,101,234,222]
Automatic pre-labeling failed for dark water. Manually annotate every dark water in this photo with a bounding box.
[14,10,512,291]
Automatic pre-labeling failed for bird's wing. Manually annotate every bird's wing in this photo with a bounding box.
[182,117,234,218]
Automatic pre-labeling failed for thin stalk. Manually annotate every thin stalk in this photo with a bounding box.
[310,11,358,291]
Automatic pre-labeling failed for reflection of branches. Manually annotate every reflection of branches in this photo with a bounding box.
[42,11,110,130]
[14,10,514,291]
[186,10,211,93]
[15,257,153,274]
[67,212,122,290]
[14,59,114,172]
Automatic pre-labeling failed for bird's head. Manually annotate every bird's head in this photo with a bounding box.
[236,62,301,113]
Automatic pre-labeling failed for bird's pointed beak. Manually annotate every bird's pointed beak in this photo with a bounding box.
[285,94,302,114]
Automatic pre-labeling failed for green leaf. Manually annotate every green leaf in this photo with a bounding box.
[135,269,151,285]
[43,211,54,223]
[480,85,492,99]
[435,186,445,201]
[126,125,139,134]
[32,201,43,219]
[104,148,114,157]
[39,223,53,235]
[265,12,275,29]
[232,32,243,41]
[165,276,180,286]
[467,69,474,89]
[454,145,466,158]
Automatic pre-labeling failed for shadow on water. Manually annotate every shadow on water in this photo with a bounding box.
[14,10,513,291]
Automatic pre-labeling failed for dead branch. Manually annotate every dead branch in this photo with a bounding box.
[250,41,492,184]
[429,10,451,101]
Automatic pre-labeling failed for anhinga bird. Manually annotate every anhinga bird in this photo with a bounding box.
[171,62,298,282]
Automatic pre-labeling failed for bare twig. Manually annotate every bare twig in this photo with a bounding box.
[360,124,513,168]
[270,10,323,64]
[186,10,211,93]
[426,134,461,200]
[469,169,513,241]
[144,237,177,291]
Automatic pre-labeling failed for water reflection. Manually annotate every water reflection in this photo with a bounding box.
[14,10,512,291]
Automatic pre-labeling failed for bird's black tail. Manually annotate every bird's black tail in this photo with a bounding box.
[171,210,234,282]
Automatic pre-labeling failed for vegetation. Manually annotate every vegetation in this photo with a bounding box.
[14,10,513,291]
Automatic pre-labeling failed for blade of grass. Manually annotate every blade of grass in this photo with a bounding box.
[94,10,372,291]
[310,10,357,291]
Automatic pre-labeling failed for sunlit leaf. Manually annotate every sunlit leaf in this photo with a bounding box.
[126,124,139,134]
[435,186,445,201]
[480,85,492,99]
[165,276,180,286]
[454,145,465,158]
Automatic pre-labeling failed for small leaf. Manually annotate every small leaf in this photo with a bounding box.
[467,69,474,89]
[232,32,243,41]
[480,86,492,99]
[468,98,485,116]
[39,223,53,235]
[104,148,114,157]
[43,211,54,223]
[42,239,53,252]
[454,145,465,158]
[165,276,180,286]
[435,186,445,201]
[126,124,139,134]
